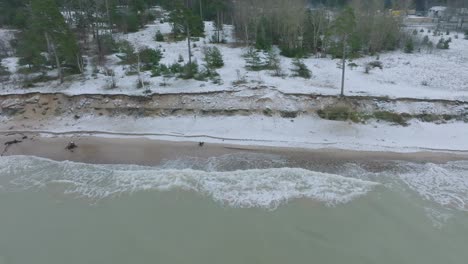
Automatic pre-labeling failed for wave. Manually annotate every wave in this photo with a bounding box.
[399,162,468,211]
[0,156,378,209]
[339,161,468,212]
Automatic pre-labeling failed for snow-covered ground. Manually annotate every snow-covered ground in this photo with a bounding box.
[2,113,467,153]
[1,19,468,101]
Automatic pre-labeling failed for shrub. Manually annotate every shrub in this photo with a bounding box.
[280,46,307,58]
[0,63,9,76]
[369,61,383,69]
[138,48,163,70]
[210,34,226,44]
[465,30,468,40]
[317,106,362,123]
[0,63,10,81]
[422,35,429,45]
[203,46,224,69]
[266,50,283,77]
[290,58,311,79]
[151,64,171,77]
[22,74,58,88]
[154,30,165,42]
[368,60,383,69]
[404,38,414,53]
[374,111,408,126]
[178,54,184,63]
[436,38,449,49]
[427,41,434,51]
[412,29,418,35]
[181,61,199,79]
[100,34,118,55]
[244,47,267,71]
[417,113,441,122]
[116,40,137,65]
[197,65,221,83]
[365,61,383,74]
[348,62,358,70]
[170,62,183,74]
[136,80,150,89]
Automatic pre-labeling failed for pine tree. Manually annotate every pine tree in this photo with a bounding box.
[169,4,205,38]
[17,0,82,82]
[404,38,414,53]
[267,50,283,77]
[244,47,266,71]
[333,7,356,96]
[0,61,10,79]
[203,46,224,69]
[17,28,46,71]
[291,58,311,79]
[155,30,165,42]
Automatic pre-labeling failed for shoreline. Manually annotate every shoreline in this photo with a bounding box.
[2,91,468,155]
[2,132,468,166]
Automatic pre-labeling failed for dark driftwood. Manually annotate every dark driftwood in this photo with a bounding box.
[1,139,23,156]
[4,139,22,146]
[66,141,78,151]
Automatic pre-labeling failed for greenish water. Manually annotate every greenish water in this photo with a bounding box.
[0,155,467,264]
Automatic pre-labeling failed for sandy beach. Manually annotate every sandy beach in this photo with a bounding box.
[2,132,468,166]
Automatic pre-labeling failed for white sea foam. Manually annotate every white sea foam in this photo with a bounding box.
[0,156,377,209]
[399,162,468,211]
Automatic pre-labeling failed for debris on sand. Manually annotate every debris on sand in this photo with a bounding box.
[1,139,23,156]
[66,141,78,151]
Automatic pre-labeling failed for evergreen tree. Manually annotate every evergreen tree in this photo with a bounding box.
[255,18,272,51]
[0,0,28,28]
[208,0,228,43]
[244,47,266,71]
[17,0,82,82]
[17,29,47,71]
[138,48,163,70]
[203,46,224,69]
[404,38,414,53]
[291,58,311,79]
[169,4,205,38]
[155,30,165,42]
[169,2,204,66]
[333,6,356,96]
[267,50,283,77]
[0,61,10,78]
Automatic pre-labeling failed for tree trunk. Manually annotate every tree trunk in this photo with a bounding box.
[137,51,145,89]
[45,33,63,84]
[76,54,84,74]
[187,21,192,64]
[216,11,221,43]
[199,0,203,20]
[340,36,347,97]
[105,0,112,32]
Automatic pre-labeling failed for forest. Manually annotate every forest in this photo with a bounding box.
[0,0,465,89]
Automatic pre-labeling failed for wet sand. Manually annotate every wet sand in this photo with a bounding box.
[1,132,468,166]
